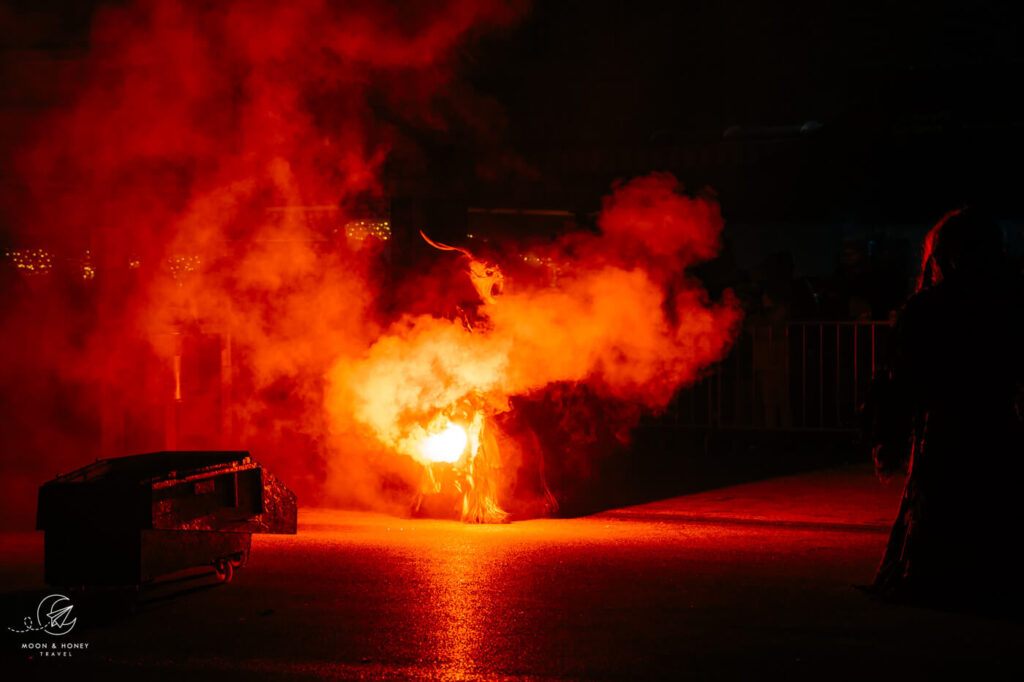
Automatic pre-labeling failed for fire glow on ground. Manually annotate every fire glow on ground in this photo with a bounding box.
[4,466,1024,680]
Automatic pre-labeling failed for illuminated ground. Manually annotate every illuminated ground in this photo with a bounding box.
[4,464,1024,680]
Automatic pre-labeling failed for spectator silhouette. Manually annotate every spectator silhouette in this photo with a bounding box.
[869,207,1024,611]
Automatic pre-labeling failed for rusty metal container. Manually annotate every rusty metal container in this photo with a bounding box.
[37,451,297,587]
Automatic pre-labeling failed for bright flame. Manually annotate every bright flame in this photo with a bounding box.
[420,422,468,464]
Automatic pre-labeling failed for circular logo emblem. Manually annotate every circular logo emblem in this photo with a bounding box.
[36,594,77,636]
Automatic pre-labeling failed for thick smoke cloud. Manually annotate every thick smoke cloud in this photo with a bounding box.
[329,174,741,468]
[0,0,525,525]
[1,1,739,526]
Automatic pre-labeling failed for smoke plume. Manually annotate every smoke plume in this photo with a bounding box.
[0,1,739,525]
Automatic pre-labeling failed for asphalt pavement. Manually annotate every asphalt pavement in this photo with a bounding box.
[4,463,1023,680]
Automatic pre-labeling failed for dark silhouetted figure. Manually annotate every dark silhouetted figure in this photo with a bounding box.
[869,208,1024,611]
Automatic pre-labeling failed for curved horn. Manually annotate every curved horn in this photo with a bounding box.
[420,230,473,259]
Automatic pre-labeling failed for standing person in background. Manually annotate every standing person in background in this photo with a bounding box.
[868,207,1024,610]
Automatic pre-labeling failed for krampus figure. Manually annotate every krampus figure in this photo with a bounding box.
[866,207,1024,610]
[415,231,557,522]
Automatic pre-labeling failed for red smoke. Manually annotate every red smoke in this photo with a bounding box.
[0,0,739,526]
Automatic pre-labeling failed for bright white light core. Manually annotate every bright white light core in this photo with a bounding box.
[420,422,468,463]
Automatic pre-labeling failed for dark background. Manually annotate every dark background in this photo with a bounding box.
[2,0,1024,523]
[5,0,1024,282]
[404,0,1024,300]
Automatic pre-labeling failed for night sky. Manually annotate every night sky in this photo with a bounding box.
[478,1,1024,145]
[4,1,1024,222]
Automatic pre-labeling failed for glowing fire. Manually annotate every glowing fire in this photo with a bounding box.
[4,0,742,528]
[420,422,468,464]
[337,179,742,524]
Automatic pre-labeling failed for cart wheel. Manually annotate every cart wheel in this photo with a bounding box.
[229,551,248,569]
[214,559,233,584]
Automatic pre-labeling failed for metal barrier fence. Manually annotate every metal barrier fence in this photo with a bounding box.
[669,321,892,431]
